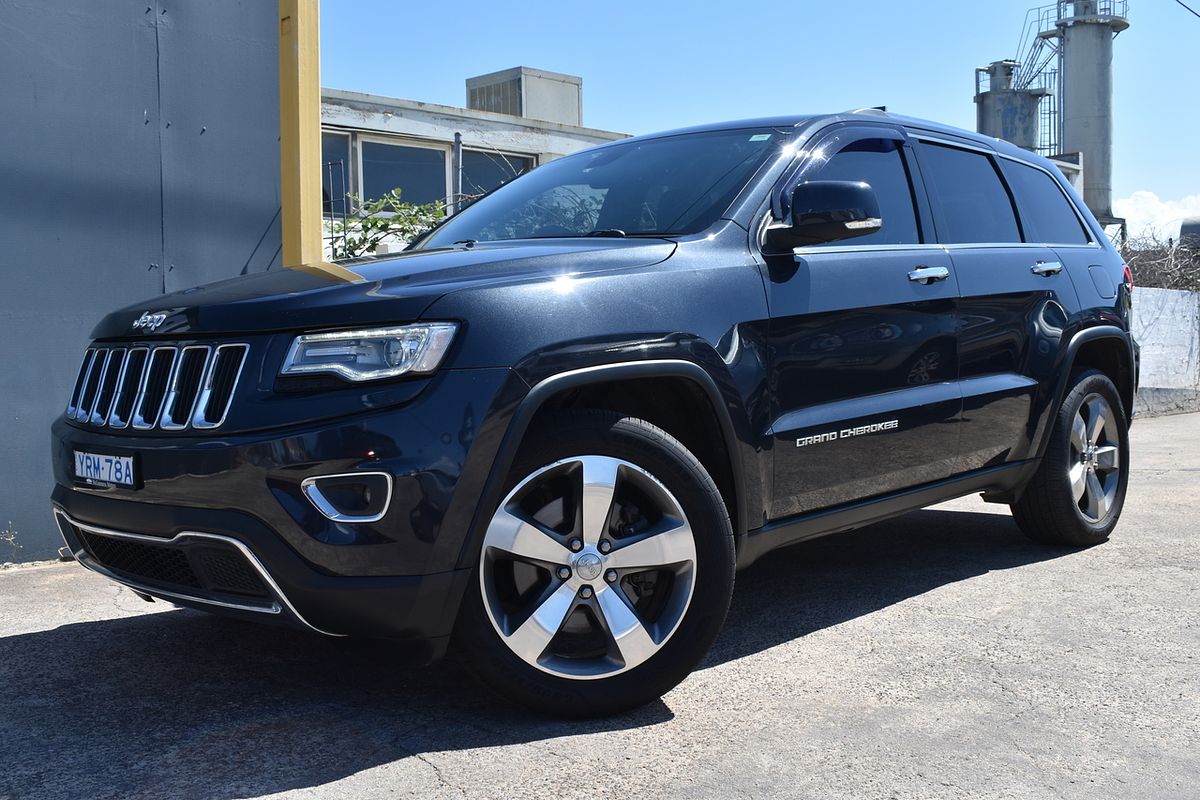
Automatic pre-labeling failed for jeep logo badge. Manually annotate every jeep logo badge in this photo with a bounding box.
[132,311,168,332]
[574,552,603,581]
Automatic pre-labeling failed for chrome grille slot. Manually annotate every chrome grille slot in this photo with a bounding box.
[75,348,107,422]
[66,349,97,418]
[160,346,210,430]
[131,347,179,430]
[193,344,248,429]
[67,341,248,432]
[90,349,126,426]
[108,348,148,428]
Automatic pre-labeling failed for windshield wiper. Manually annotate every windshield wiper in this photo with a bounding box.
[584,229,627,238]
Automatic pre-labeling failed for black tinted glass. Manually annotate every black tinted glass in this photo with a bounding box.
[419,128,785,247]
[921,144,1020,244]
[808,138,920,245]
[460,150,533,199]
[362,142,446,206]
[1000,160,1090,244]
[320,132,350,215]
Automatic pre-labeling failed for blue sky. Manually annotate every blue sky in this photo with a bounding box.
[321,0,1199,235]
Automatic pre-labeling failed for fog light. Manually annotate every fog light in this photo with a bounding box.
[301,472,393,523]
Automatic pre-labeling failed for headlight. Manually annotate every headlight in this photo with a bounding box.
[280,323,458,382]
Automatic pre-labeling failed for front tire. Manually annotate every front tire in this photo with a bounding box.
[1011,369,1130,546]
[455,410,735,717]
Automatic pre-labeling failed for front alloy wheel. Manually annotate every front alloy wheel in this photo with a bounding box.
[480,455,697,679]
[456,411,735,716]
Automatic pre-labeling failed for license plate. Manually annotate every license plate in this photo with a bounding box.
[73,450,135,487]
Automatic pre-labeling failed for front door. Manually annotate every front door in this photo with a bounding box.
[765,128,961,520]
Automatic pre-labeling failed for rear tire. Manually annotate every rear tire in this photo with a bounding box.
[1011,369,1129,546]
[454,410,735,717]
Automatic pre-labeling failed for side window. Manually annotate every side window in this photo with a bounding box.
[806,138,920,245]
[919,143,1021,244]
[999,160,1091,244]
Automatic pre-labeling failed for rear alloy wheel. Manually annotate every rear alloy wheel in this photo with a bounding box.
[1012,369,1130,546]
[1069,393,1123,523]
[456,411,734,716]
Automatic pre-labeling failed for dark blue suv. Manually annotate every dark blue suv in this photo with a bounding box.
[52,110,1137,715]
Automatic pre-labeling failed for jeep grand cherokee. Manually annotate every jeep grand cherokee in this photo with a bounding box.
[52,110,1137,716]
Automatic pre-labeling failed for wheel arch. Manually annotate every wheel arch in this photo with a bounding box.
[454,359,753,570]
[1035,325,1136,461]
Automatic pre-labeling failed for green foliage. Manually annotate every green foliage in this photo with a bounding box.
[328,190,444,260]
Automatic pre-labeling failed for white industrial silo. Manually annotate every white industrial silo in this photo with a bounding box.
[1056,0,1130,220]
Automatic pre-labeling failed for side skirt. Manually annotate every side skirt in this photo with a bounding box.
[736,460,1034,569]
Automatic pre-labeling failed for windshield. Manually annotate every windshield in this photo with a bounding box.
[416,127,787,248]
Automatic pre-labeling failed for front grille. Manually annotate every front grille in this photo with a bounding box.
[70,523,271,601]
[66,342,247,432]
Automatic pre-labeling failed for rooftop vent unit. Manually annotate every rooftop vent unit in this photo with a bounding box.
[466,67,583,127]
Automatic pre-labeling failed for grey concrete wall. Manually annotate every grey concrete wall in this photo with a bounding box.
[0,1,279,562]
[1132,288,1200,417]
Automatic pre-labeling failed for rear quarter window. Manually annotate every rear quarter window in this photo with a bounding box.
[919,143,1021,244]
[999,159,1091,245]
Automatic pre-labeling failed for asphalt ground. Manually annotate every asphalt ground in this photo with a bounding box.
[1,412,1196,800]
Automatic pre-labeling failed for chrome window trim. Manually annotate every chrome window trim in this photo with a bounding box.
[107,347,149,429]
[300,471,395,524]
[131,347,179,430]
[910,133,997,155]
[191,343,249,430]
[159,345,211,431]
[792,243,947,256]
[53,508,343,637]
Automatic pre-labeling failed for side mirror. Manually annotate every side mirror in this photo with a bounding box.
[766,181,882,249]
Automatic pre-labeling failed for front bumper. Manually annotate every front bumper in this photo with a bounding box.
[50,366,528,648]
[52,489,472,653]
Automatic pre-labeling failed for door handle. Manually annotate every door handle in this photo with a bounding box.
[1031,260,1064,276]
[907,266,950,285]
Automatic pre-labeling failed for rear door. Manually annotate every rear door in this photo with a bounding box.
[914,138,1080,472]
[766,126,961,520]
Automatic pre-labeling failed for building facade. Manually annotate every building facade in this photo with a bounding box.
[319,69,626,251]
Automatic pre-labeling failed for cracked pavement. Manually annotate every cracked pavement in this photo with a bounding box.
[1,412,1197,799]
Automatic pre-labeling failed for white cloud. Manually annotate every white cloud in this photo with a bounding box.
[1113,191,1200,240]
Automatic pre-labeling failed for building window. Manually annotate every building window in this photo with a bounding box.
[321,132,351,216]
[361,141,447,207]
[460,150,534,199]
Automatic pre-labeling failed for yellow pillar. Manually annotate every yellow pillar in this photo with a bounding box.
[278,0,358,281]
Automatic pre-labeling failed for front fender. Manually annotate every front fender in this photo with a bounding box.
[451,354,764,571]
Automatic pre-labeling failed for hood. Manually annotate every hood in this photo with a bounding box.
[90,238,676,339]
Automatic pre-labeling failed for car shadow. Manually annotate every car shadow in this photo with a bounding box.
[0,507,1068,799]
[705,507,1067,667]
